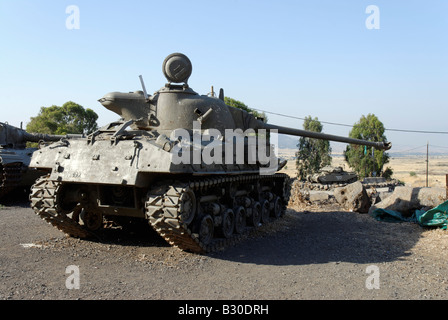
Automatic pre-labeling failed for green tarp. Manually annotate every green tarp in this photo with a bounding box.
[371,200,448,229]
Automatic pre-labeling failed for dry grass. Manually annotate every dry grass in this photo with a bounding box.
[386,156,448,188]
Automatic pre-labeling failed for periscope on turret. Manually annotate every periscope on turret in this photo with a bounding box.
[28,53,391,253]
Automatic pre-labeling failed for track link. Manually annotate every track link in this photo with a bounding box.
[29,175,95,238]
[0,163,23,198]
[145,173,288,253]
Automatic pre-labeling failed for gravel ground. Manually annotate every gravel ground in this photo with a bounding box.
[1,194,448,303]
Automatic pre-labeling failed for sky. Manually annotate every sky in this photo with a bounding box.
[0,0,447,155]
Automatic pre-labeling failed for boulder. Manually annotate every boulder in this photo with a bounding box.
[309,191,330,203]
[334,181,371,213]
[368,186,447,217]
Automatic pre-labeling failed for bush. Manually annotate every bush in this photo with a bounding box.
[382,167,394,180]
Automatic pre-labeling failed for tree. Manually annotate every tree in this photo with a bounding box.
[27,101,99,135]
[344,113,389,179]
[296,116,332,180]
[224,97,267,122]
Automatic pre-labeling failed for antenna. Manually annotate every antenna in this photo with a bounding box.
[139,75,149,99]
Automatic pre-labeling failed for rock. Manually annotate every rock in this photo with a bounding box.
[376,191,393,203]
[309,191,330,203]
[334,181,371,213]
[368,186,447,217]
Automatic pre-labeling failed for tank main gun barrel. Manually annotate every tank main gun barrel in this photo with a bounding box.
[260,123,392,150]
[20,131,74,143]
[0,122,83,147]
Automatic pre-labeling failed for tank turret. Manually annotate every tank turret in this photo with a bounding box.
[0,122,73,149]
[29,53,392,253]
[0,122,82,199]
[98,53,391,151]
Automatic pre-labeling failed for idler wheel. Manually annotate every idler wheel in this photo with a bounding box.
[234,206,246,234]
[198,215,214,246]
[219,209,234,239]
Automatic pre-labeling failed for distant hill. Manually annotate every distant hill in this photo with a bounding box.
[273,134,448,157]
[274,134,346,154]
[276,134,299,149]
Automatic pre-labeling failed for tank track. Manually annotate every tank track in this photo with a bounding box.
[29,175,95,238]
[30,173,289,253]
[0,163,23,198]
[145,173,289,253]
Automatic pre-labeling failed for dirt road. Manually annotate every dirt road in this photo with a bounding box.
[1,194,448,305]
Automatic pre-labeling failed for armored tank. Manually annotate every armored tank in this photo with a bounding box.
[29,53,391,253]
[0,122,76,199]
[307,166,358,184]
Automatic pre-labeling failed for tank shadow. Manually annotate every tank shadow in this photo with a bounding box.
[0,188,31,208]
[209,206,425,266]
[89,218,170,248]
